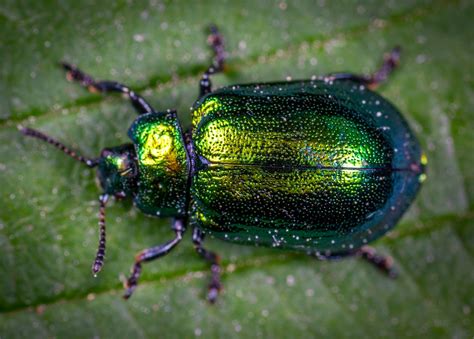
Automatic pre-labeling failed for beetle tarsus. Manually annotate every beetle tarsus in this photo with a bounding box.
[327,46,402,90]
[123,263,141,299]
[199,24,226,97]
[207,24,225,70]
[61,62,96,88]
[368,46,402,89]
[60,62,155,114]
[207,265,222,304]
[122,221,184,299]
[357,246,398,278]
[192,227,222,303]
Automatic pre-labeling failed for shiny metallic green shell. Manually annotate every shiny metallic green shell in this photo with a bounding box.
[189,80,425,254]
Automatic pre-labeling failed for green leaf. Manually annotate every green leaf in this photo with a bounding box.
[1,0,473,337]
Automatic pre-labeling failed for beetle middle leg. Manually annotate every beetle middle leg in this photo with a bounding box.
[123,219,185,299]
[327,46,401,90]
[61,62,155,114]
[199,24,226,97]
[192,227,222,303]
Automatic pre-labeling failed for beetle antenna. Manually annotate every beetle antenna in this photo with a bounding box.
[19,126,98,168]
[92,194,109,276]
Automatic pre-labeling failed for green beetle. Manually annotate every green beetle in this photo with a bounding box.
[21,26,426,302]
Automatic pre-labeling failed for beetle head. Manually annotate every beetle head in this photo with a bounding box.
[97,144,137,199]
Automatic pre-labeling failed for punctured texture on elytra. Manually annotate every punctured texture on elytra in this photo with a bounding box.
[189,80,424,254]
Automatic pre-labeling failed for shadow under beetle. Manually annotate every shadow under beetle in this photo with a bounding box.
[21,26,426,303]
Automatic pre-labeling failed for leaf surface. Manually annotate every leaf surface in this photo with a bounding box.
[1,0,473,337]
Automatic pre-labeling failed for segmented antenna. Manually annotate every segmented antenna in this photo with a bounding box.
[92,194,109,276]
[20,126,98,167]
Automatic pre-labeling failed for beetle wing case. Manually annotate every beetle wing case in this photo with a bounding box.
[189,80,424,254]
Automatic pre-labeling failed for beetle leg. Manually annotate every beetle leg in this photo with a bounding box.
[123,219,185,299]
[310,246,397,278]
[199,24,226,98]
[61,62,155,115]
[328,46,401,90]
[356,246,398,278]
[192,227,222,303]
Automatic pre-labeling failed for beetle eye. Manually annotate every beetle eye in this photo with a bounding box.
[100,149,113,157]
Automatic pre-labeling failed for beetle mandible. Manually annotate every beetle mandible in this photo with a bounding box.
[21,26,426,302]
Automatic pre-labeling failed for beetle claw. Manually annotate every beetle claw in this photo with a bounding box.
[123,284,135,299]
[122,276,136,299]
[122,262,141,300]
[207,285,221,304]
[207,276,222,304]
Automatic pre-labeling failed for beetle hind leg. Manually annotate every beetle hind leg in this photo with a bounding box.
[199,24,226,98]
[310,246,397,278]
[192,227,222,303]
[61,62,155,115]
[328,46,401,90]
[356,246,398,278]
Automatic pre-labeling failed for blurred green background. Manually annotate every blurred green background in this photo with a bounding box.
[1,0,473,337]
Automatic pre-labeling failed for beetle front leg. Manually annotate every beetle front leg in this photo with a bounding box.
[199,24,226,98]
[192,227,222,303]
[61,62,155,115]
[328,46,401,90]
[123,219,185,299]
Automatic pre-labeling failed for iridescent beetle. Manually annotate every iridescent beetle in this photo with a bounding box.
[21,26,426,302]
